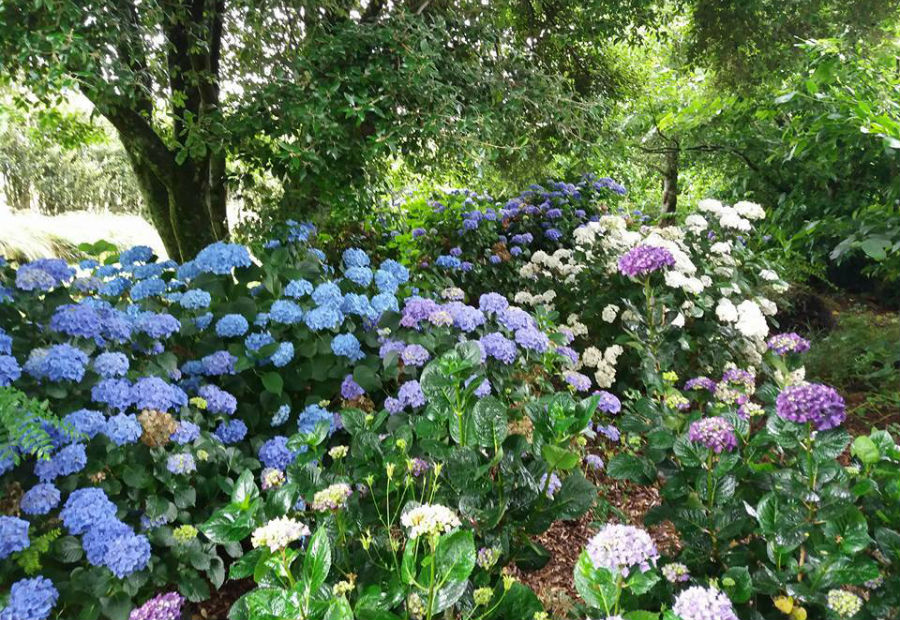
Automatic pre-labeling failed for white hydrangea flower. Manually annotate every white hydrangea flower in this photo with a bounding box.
[759,269,779,281]
[757,297,777,316]
[716,298,738,323]
[685,214,708,233]
[582,346,603,368]
[671,312,685,328]
[734,200,766,220]
[710,241,732,255]
[601,304,619,323]
[718,208,752,232]
[251,517,310,552]
[401,504,460,539]
[735,300,769,339]
[698,198,724,214]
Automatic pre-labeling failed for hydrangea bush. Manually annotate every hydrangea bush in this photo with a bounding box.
[0,175,896,620]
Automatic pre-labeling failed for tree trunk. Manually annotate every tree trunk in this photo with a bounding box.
[662,147,679,217]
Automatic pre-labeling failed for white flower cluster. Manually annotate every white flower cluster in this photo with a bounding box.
[698,198,764,232]
[566,314,589,337]
[582,344,624,388]
[520,248,583,282]
[514,289,557,307]
[401,503,461,539]
[251,517,310,552]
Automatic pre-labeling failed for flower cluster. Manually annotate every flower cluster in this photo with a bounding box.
[584,524,659,575]
[251,517,310,552]
[401,504,461,539]
[311,482,353,511]
[775,383,846,431]
[671,586,738,620]
[688,417,738,453]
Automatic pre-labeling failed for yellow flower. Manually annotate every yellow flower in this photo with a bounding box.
[790,607,807,620]
[189,397,208,410]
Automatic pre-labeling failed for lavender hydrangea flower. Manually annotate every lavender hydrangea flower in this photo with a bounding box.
[672,586,738,620]
[661,562,690,583]
[514,327,550,353]
[684,377,717,392]
[617,245,675,277]
[199,384,237,415]
[584,454,604,471]
[688,417,737,453]
[166,453,197,475]
[401,344,430,367]
[340,374,365,400]
[775,383,846,431]
[129,591,185,620]
[767,332,811,355]
[564,371,591,392]
[539,472,562,498]
[480,332,517,364]
[585,524,659,575]
[595,391,622,414]
[398,381,426,409]
[170,421,200,444]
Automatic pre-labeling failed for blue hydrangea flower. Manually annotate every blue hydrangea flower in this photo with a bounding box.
[166,453,197,474]
[478,293,509,314]
[245,331,275,352]
[0,516,30,559]
[91,378,133,411]
[104,532,152,578]
[596,391,622,414]
[99,277,131,297]
[193,242,252,275]
[61,488,117,535]
[170,421,200,444]
[178,289,212,309]
[195,312,214,330]
[269,300,304,325]
[49,303,104,340]
[34,443,87,482]
[272,405,290,426]
[131,377,187,411]
[480,332,517,364]
[135,312,181,340]
[514,327,550,353]
[198,384,237,415]
[305,306,343,331]
[258,436,298,470]
[435,255,461,269]
[215,314,249,338]
[131,277,166,301]
[498,306,534,331]
[342,248,370,268]
[371,293,398,314]
[214,419,247,444]
[119,245,154,266]
[83,519,132,566]
[344,266,373,287]
[285,279,313,298]
[297,404,334,435]
[0,355,22,386]
[105,414,142,446]
[379,259,409,283]
[312,282,343,307]
[331,333,363,361]
[270,342,294,367]
[201,351,237,376]
[0,576,58,620]
[373,270,398,294]
[0,454,15,476]
[93,352,129,378]
[16,259,74,291]
[26,344,89,382]
[341,374,365,400]
[20,483,61,515]
[0,329,10,355]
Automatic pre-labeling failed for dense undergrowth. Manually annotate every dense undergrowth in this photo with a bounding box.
[0,176,897,620]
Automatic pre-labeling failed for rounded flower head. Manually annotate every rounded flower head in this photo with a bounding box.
[662,562,690,583]
[617,245,675,277]
[0,516,30,559]
[401,504,461,539]
[214,419,247,444]
[311,483,353,511]
[258,436,298,470]
[775,383,846,431]
[767,332,811,355]
[61,488,117,534]
[827,589,863,618]
[688,417,738,453]
[251,517,310,552]
[261,467,286,490]
[672,586,738,620]
[20,483,61,516]
[104,532,152,578]
[166,453,197,475]
[215,314,249,338]
[585,524,659,575]
[129,592,185,620]
[1,576,58,620]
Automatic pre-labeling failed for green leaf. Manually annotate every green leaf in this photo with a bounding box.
[626,569,660,595]
[201,502,259,544]
[232,470,260,507]
[574,551,617,613]
[229,548,266,580]
[302,527,332,592]
[54,535,84,563]
[261,372,283,396]
[824,507,872,554]
[353,364,382,392]
[471,396,508,448]
[324,597,354,620]
[607,454,656,484]
[550,472,596,520]
[722,566,752,603]
[851,436,880,464]
[541,444,580,470]
[485,582,543,620]
[435,530,476,582]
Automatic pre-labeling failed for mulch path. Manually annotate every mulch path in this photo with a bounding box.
[510,472,681,616]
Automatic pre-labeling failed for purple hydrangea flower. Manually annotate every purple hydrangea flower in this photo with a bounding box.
[398,381,426,409]
[595,391,622,414]
[539,472,562,498]
[775,383,846,431]
[564,371,591,392]
[514,327,550,353]
[584,454,604,471]
[688,416,737,453]
[767,332,811,355]
[341,374,365,399]
[478,293,509,314]
[401,344,430,367]
[129,591,185,620]
[672,586,738,620]
[617,245,675,277]
[585,524,659,575]
[684,377,717,392]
